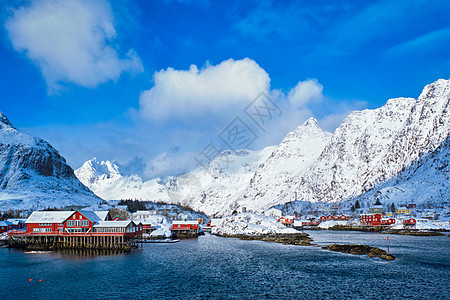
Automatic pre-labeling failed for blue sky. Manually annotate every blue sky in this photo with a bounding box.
[0,0,449,179]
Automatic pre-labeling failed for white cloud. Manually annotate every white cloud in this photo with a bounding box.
[287,79,323,108]
[5,0,143,91]
[144,150,195,179]
[139,58,270,121]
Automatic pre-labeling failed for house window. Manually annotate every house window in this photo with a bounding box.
[67,220,74,227]
[81,220,89,226]
[33,228,39,232]
[79,215,82,219]
[75,220,81,226]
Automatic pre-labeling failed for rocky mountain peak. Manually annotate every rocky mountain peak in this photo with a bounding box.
[0,112,99,210]
[0,111,14,129]
[303,117,319,128]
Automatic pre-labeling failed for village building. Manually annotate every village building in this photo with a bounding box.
[264,208,283,218]
[0,221,12,233]
[381,217,396,225]
[278,216,295,228]
[7,218,27,230]
[369,205,383,214]
[319,214,351,222]
[206,218,222,228]
[360,213,383,226]
[396,207,411,215]
[132,210,154,220]
[170,220,199,236]
[293,218,319,227]
[403,218,417,226]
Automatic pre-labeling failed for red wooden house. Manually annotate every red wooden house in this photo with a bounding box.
[24,211,112,235]
[8,210,141,250]
[0,221,12,233]
[278,216,295,227]
[170,220,199,232]
[403,218,416,225]
[381,218,396,225]
[360,214,382,226]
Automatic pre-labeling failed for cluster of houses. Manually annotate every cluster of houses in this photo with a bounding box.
[262,205,439,229]
[0,219,27,233]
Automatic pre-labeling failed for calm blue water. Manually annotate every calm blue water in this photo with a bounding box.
[1,231,449,299]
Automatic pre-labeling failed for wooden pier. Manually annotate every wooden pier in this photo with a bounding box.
[8,233,141,251]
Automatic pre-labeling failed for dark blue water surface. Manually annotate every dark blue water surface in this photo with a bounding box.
[1,231,449,299]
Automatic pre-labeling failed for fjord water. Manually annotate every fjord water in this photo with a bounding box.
[1,231,449,299]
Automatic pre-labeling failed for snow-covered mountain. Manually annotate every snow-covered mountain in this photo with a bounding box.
[357,134,450,209]
[75,158,170,202]
[76,79,450,216]
[235,117,332,212]
[76,147,275,216]
[0,112,100,210]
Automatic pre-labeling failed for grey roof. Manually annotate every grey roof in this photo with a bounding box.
[6,218,27,225]
[26,211,75,224]
[79,211,109,222]
[93,221,135,228]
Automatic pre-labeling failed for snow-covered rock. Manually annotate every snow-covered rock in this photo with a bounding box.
[0,112,100,210]
[317,220,349,229]
[211,213,298,235]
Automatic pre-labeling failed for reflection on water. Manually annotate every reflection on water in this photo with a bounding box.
[1,231,449,299]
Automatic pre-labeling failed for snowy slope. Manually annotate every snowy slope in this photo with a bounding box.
[356,135,450,209]
[163,146,276,215]
[234,118,332,213]
[0,112,100,210]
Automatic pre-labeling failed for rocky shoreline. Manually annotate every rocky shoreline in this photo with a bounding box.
[216,233,314,246]
[322,244,395,260]
[380,230,446,236]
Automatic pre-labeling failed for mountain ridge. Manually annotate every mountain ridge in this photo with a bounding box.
[0,112,100,210]
[75,79,449,216]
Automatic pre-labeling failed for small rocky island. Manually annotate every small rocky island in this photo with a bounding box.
[322,244,395,260]
[224,233,313,246]
[211,213,314,245]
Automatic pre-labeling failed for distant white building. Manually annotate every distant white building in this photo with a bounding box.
[132,210,156,220]
[264,208,283,218]
[209,218,222,228]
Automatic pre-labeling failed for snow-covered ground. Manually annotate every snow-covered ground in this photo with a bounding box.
[317,220,349,229]
[211,213,298,236]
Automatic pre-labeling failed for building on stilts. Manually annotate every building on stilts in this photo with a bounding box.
[7,210,142,251]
